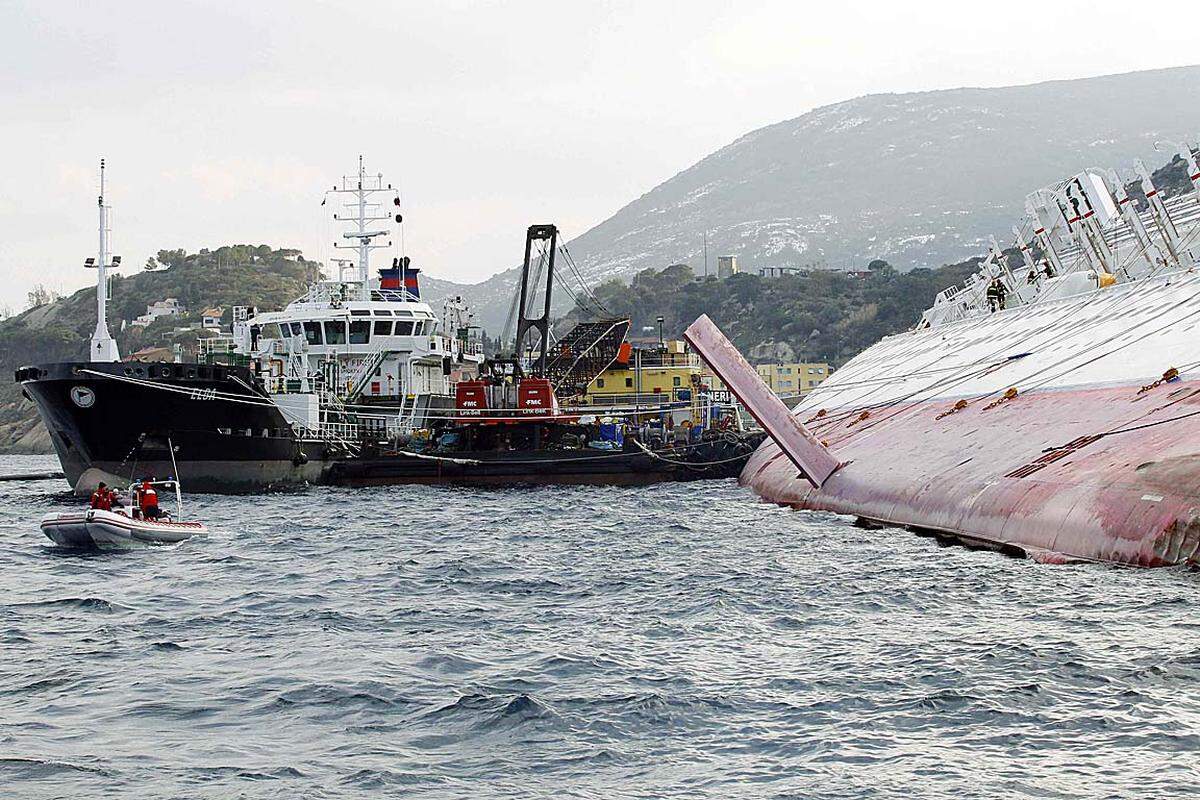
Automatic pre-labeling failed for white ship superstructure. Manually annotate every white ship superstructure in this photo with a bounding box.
[920,140,1200,327]
[206,158,483,442]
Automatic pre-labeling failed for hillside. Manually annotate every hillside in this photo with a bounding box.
[560,257,983,370]
[0,245,321,452]
[452,65,1200,331]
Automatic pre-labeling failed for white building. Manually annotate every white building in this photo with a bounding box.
[200,306,225,330]
[717,255,739,279]
[131,297,184,328]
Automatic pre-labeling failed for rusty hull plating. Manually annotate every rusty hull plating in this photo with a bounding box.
[745,379,1200,567]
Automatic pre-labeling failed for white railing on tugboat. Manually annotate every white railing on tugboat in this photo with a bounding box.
[199,336,239,355]
[299,421,360,441]
[300,281,355,307]
[371,288,421,303]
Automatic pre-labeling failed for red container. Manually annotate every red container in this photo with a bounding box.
[518,378,557,415]
[455,380,489,415]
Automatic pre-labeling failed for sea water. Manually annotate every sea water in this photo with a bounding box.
[1,454,1198,799]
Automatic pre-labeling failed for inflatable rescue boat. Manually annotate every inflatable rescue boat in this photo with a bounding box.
[40,479,207,548]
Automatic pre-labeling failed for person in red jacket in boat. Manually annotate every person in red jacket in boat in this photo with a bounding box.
[89,482,113,511]
[138,479,162,521]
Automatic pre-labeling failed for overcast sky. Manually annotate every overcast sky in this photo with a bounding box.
[2,0,1197,311]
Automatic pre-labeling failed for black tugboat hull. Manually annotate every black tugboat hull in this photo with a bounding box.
[17,362,328,494]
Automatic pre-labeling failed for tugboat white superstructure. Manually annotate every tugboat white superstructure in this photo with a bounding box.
[206,157,484,446]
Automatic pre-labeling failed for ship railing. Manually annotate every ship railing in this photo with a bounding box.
[199,336,239,354]
[584,389,696,407]
[371,288,421,303]
[318,386,350,415]
[296,421,362,453]
[299,281,360,307]
[264,376,310,394]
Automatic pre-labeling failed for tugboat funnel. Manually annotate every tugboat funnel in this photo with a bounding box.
[684,315,840,489]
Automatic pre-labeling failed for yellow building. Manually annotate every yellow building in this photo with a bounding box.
[584,340,703,404]
[754,362,830,397]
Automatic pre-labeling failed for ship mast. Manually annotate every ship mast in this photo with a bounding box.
[329,156,398,301]
[88,159,120,362]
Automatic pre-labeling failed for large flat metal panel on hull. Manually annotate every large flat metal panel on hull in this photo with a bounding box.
[684,315,840,488]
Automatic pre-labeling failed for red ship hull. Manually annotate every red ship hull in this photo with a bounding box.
[745,379,1200,566]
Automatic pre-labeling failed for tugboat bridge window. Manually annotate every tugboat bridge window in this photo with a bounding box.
[394,321,414,336]
[373,320,391,336]
[303,321,323,345]
[324,320,347,345]
[349,321,370,344]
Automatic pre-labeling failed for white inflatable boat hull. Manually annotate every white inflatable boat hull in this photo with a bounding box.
[40,509,206,548]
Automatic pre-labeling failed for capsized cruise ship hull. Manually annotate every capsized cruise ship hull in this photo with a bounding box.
[742,269,1200,567]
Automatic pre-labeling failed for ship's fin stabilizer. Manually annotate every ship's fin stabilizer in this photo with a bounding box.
[684,315,840,489]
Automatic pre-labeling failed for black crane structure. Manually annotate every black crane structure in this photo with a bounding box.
[514,224,559,378]
[505,223,630,399]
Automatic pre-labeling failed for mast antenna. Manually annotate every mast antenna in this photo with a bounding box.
[88,158,120,362]
[329,155,398,301]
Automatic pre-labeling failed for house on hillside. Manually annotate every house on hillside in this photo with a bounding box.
[130,297,184,328]
[200,306,225,330]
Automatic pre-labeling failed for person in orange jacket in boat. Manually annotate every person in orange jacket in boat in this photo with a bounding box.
[89,482,113,511]
[139,479,162,520]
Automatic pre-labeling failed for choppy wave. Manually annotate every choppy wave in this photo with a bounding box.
[2,454,1200,798]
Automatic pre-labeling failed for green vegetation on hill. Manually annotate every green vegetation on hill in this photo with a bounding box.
[564,258,982,367]
[0,245,321,452]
